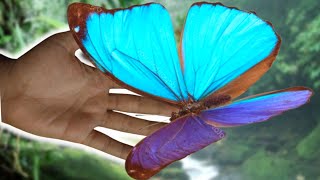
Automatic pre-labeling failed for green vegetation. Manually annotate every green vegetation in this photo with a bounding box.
[296,124,320,160]
[0,130,131,179]
[0,0,144,53]
[241,151,292,180]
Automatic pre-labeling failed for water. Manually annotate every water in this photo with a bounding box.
[182,157,219,180]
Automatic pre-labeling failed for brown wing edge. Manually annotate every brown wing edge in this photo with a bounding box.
[178,2,282,101]
[67,3,182,108]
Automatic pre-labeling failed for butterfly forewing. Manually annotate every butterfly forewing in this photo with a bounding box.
[181,2,280,101]
[68,3,188,104]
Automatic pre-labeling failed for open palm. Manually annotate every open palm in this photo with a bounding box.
[1,31,176,159]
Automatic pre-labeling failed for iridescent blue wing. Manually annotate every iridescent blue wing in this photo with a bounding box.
[68,3,188,104]
[125,115,225,180]
[201,87,312,127]
[181,2,280,100]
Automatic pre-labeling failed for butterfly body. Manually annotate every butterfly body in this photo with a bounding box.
[67,2,312,179]
[171,94,231,121]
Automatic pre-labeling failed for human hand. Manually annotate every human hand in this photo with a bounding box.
[0,31,176,159]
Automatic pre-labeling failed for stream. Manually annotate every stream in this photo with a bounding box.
[181,157,219,180]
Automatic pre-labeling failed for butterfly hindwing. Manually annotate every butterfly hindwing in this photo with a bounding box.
[181,2,280,100]
[68,3,188,104]
[201,87,312,127]
[125,115,225,180]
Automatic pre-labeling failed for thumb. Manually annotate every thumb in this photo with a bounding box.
[49,31,79,55]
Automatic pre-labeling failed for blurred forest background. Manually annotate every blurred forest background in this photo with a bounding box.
[0,0,319,179]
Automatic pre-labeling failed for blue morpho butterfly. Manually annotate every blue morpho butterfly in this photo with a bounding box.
[67,2,312,179]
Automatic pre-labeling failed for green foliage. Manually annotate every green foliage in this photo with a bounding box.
[103,0,144,8]
[0,130,130,180]
[38,149,130,180]
[296,124,320,159]
[0,0,71,52]
[291,14,320,88]
[241,150,292,180]
[213,143,251,165]
[0,0,144,52]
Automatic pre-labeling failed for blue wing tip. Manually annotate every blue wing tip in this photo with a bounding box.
[279,86,313,105]
[190,1,281,43]
[294,86,313,96]
[299,87,314,101]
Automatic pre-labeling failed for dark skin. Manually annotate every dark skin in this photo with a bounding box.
[0,31,177,159]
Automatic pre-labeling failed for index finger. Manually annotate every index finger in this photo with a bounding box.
[108,94,178,116]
